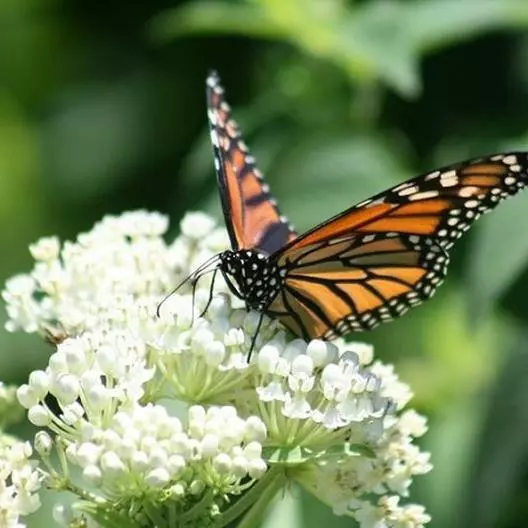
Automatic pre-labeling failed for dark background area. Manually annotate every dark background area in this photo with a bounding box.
[2,1,528,526]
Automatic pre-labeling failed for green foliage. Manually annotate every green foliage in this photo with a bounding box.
[152,0,528,97]
[264,443,376,465]
[456,330,528,528]
[2,0,528,526]
[468,191,528,322]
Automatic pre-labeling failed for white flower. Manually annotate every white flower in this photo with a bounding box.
[0,441,42,527]
[180,212,216,239]
[48,399,267,506]
[29,237,61,262]
[354,495,432,528]
[3,210,432,526]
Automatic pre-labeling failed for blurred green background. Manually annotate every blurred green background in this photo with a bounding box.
[2,0,528,526]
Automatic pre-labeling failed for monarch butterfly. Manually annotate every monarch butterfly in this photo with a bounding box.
[168,71,528,356]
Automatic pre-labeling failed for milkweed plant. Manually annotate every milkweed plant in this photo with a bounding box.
[1,210,432,527]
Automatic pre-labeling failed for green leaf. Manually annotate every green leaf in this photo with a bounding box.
[455,328,528,528]
[300,487,351,528]
[270,132,411,233]
[467,190,528,322]
[403,0,528,53]
[339,1,421,97]
[264,445,316,465]
[151,0,421,96]
[419,395,486,528]
[150,0,528,98]
[263,489,302,528]
[149,1,286,42]
[325,442,377,460]
[264,442,375,465]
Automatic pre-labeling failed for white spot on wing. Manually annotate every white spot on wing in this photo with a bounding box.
[458,186,479,198]
[398,185,419,197]
[440,170,458,187]
[408,190,440,201]
[210,130,219,147]
[503,154,517,165]
[425,170,441,181]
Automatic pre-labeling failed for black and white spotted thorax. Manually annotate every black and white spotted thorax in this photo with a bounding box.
[219,250,284,310]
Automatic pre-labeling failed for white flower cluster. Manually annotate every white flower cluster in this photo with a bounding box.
[63,402,267,496]
[3,211,432,527]
[3,211,226,338]
[295,407,431,523]
[17,331,154,431]
[0,441,41,528]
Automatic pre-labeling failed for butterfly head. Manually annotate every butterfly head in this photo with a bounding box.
[219,250,283,310]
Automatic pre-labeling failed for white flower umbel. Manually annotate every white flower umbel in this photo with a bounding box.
[0,440,42,528]
[4,211,432,527]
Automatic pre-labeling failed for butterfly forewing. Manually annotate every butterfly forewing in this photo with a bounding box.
[268,153,528,340]
[280,153,528,252]
[206,72,297,254]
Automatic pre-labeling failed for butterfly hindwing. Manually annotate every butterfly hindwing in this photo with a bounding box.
[267,232,448,340]
[206,72,297,254]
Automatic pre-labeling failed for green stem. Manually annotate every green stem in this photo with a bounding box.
[55,439,70,481]
[179,489,215,525]
[219,466,287,528]
[143,501,168,528]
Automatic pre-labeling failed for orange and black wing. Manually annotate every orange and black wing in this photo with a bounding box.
[207,72,297,254]
[267,153,528,340]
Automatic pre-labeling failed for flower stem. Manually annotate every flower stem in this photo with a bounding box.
[219,466,287,528]
[179,489,215,525]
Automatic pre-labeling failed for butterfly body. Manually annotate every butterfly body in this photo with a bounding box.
[198,71,528,353]
[219,249,283,311]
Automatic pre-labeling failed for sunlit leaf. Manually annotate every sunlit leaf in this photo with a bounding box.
[152,0,528,98]
[150,1,285,42]
[150,0,420,95]
[339,1,420,97]
[265,445,315,465]
[404,0,528,52]
[264,442,375,465]
[263,490,302,528]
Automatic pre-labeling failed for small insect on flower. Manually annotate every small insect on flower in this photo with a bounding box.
[43,325,68,347]
[161,71,528,358]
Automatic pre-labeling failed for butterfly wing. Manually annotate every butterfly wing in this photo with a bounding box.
[267,153,528,340]
[206,72,297,254]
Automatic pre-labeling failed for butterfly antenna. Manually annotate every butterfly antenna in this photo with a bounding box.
[156,274,193,317]
[156,254,221,317]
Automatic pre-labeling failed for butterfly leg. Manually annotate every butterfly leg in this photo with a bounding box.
[190,279,199,328]
[247,311,265,362]
[198,269,218,318]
